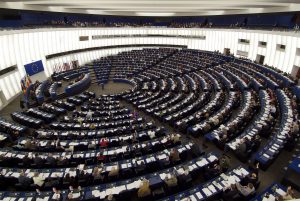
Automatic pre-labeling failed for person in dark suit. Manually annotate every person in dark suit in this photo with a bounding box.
[23,154,32,167]
[219,154,231,172]
[34,154,44,167]
[242,173,258,186]
[67,186,82,201]
[170,148,180,163]
[52,187,62,201]
[222,184,240,201]
[236,182,255,197]
[57,156,69,166]
[245,137,252,151]
[20,100,25,110]
[191,143,202,157]
[205,163,222,180]
[104,194,116,201]
[235,138,247,157]
[46,153,56,166]
[18,171,32,187]
[165,173,178,188]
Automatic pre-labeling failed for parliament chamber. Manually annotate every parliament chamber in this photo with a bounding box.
[0,3,300,201]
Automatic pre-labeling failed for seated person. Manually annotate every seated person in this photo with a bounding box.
[281,186,295,200]
[22,154,32,167]
[135,161,146,173]
[222,184,240,201]
[242,173,258,187]
[18,171,32,187]
[169,148,180,163]
[78,169,90,181]
[218,134,228,147]
[96,153,106,162]
[92,167,104,181]
[104,194,116,201]
[33,172,45,188]
[235,138,247,155]
[52,187,62,201]
[100,138,109,147]
[137,179,151,198]
[236,182,255,197]
[148,130,156,139]
[219,154,231,172]
[251,135,261,151]
[64,145,74,153]
[205,163,222,179]
[165,174,178,188]
[108,166,119,177]
[89,124,96,130]
[34,153,44,166]
[66,174,77,187]
[24,140,34,149]
[46,153,56,166]
[132,131,139,142]
[67,186,82,201]
[57,156,69,166]
[191,143,202,157]
[177,166,192,184]
[171,134,181,144]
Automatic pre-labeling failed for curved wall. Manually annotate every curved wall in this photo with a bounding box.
[0,27,300,108]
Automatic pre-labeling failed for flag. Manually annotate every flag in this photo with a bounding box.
[63,63,71,71]
[26,74,32,85]
[24,60,44,76]
[21,79,26,94]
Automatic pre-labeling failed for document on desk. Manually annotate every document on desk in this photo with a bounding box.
[275,188,286,196]
[208,185,217,193]
[121,164,128,169]
[189,195,198,201]
[27,172,35,177]
[176,168,185,175]
[197,159,208,167]
[158,154,167,160]
[3,197,17,201]
[36,197,50,201]
[202,188,212,196]
[207,155,217,162]
[233,169,242,176]
[262,194,276,201]
[92,190,100,197]
[127,181,138,190]
[50,172,63,177]
[146,157,155,163]
[240,168,249,175]
[195,192,203,199]
[11,172,20,178]
[212,181,223,190]
[220,173,228,180]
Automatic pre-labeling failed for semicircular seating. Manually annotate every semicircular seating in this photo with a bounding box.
[0,47,299,201]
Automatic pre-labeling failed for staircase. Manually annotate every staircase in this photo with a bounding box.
[87,66,99,84]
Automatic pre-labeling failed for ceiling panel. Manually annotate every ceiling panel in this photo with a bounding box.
[0,0,299,16]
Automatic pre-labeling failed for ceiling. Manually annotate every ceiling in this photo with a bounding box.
[1,0,300,16]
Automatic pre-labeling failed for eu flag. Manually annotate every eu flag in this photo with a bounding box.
[24,60,44,76]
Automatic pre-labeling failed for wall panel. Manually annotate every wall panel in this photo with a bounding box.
[0,27,300,108]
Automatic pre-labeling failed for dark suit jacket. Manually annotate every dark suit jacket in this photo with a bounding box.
[19,175,32,186]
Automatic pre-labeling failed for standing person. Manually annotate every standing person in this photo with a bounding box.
[20,99,25,110]
[101,83,104,90]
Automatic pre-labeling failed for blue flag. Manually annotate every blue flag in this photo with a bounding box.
[24,60,44,76]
